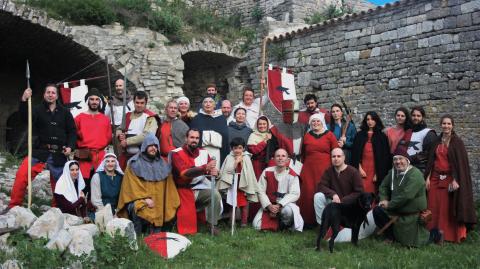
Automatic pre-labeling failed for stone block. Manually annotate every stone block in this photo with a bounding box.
[457,14,472,27]
[46,229,72,253]
[68,229,94,257]
[426,8,450,20]
[461,1,480,14]
[473,11,480,24]
[95,204,114,233]
[371,34,381,43]
[297,72,311,87]
[106,218,137,250]
[411,93,421,102]
[389,78,400,89]
[371,47,381,57]
[64,214,84,227]
[421,20,434,33]
[67,224,99,238]
[27,208,64,240]
[359,49,371,59]
[381,30,398,41]
[406,14,426,25]
[444,16,457,28]
[7,206,37,229]
[425,3,432,11]
[398,24,418,39]
[344,51,360,61]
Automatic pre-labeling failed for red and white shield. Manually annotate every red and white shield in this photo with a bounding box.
[144,232,192,259]
[267,66,297,113]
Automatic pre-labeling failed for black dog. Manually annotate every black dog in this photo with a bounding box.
[316,192,374,253]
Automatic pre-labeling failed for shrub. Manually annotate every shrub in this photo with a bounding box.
[251,4,263,23]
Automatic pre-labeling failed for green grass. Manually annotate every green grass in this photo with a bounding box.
[1,223,479,268]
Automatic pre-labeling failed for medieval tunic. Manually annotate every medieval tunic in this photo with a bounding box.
[228,121,252,145]
[385,126,405,154]
[425,133,477,241]
[253,167,303,231]
[118,109,159,169]
[74,112,112,179]
[54,161,87,217]
[117,135,180,228]
[190,111,229,166]
[158,118,189,158]
[171,145,222,235]
[379,167,429,247]
[352,129,392,192]
[299,130,338,225]
[408,124,436,172]
[316,165,364,205]
[9,100,77,208]
[104,98,134,127]
[90,171,122,213]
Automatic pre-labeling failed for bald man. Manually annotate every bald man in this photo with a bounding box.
[314,148,364,225]
[105,79,134,127]
[253,148,303,232]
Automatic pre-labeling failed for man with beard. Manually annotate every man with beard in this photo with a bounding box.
[5,84,76,210]
[158,100,189,159]
[221,100,233,124]
[74,88,112,192]
[407,106,436,172]
[206,83,223,110]
[104,79,134,128]
[117,91,159,170]
[298,94,330,126]
[170,128,222,235]
[117,133,180,234]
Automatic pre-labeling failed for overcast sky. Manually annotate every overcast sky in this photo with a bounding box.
[368,0,397,5]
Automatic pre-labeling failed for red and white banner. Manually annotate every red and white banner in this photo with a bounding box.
[60,80,88,118]
[267,66,297,113]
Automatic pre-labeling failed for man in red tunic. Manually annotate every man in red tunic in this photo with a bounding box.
[117,91,159,170]
[253,148,303,232]
[170,128,222,235]
[158,100,188,159]
[74,88,112,190]
[298,94,330,126]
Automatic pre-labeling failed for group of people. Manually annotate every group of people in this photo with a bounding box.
[3,81,477,247]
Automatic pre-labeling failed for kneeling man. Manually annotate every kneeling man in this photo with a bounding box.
[253,148,303,232]
[373,148,429,246]
[117,133,180,234]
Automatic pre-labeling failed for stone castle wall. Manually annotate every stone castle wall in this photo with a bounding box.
[244,0,480,196]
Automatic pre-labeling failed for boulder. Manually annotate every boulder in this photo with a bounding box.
[27,208,64,240]
[67,224,99,237]
[45,229,72,252]
[63,214,84,226]
[8,206,37,229]
[0,233,15,255]
[68,229,94,257]
[0,214,17,229]
[106,218,137,250]
[1,259,21,269]
[95,204,113,232]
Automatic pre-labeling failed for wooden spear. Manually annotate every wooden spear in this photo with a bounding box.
[26,60,32,209]
[259,36,269,115]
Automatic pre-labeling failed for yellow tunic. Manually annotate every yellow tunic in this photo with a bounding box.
[117,167,180,227]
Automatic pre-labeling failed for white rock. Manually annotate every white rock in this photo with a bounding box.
[1,259,21,269]
[45,229,73,252]
[106,218,137,249]
[95,204,113,232]
[64,213,84,226]
[27,208,64,240]
[67,224,99,237]
[8,206,37,229]
[68,229,94,257]
[39,205,51,213]
[0,214,17,229]
[0,233,14,255]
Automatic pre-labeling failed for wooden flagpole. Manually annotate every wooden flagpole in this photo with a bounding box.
[259,36,269,116]
[26,60,32,209]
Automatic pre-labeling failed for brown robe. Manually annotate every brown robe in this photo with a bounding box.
[425,132,477,228]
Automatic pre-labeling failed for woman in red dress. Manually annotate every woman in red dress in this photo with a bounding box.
[352,111,391,193]
[425,115,477,243]
[247,116,278,179]
[299,113,338,226]
[385,107,412,154]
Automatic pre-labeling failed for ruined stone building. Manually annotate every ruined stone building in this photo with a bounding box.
[0,0,479,195]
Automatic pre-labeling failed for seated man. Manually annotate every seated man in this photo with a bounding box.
[314,148,375,241]
[170,128,222,235]
[117,133,180,234]
[90,153,123,216]
[253,148,303,232]
[373,148,429,247]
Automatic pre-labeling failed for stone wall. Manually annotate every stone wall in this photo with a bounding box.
[244,0,480,196]
[190,0,374,26]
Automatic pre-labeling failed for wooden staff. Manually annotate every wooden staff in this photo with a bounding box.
[259,36,269,115]
[26,60,32,209]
